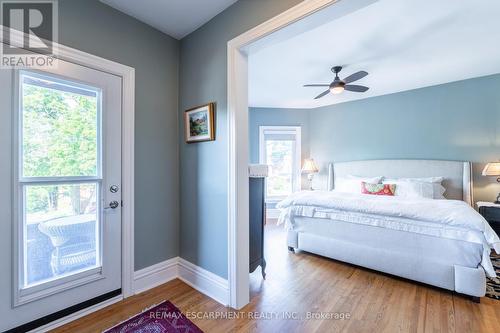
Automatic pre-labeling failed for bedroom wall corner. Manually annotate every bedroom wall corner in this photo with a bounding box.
[59,0,181,270]
[178,0,303,279]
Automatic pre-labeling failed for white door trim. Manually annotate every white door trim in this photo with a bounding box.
[1,26,136,299]
[226,0,337,309]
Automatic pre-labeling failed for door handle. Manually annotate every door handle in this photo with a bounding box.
[104,200,120,210]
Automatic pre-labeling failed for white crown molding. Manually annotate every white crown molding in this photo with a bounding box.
[178,258,230,306]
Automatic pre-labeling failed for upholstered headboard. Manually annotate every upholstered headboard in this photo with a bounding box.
[327,159,473,205]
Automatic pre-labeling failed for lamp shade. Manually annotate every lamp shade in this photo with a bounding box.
[302,159,319,174]
[482,162,500,176]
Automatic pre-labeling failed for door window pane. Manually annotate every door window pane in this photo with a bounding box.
[24,183,99,287]
[21,73,99,178]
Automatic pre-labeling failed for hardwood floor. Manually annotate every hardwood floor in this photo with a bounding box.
[53,220,500,333]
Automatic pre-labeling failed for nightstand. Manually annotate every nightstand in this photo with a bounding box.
[477,202,500,236]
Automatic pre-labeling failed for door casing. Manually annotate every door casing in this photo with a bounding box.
[226,0,340,309]
[0,26,136,300]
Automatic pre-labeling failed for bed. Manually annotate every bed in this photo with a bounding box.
[278,160,500,300]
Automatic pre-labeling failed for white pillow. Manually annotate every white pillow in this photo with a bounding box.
[335,175,383,193]
[383,177,446,199]
[382,180,434,199]
[431,183,446,199]
[388,177,443,184]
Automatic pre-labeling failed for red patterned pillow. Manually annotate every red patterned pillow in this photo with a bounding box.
[361,182,396,196]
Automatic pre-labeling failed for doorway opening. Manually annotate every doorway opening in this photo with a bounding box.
[227,0,355,309]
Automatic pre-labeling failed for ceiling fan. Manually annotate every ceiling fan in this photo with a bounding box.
[304,66,369,99]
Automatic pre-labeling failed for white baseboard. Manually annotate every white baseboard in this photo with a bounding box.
[266,208,281,219]
[178,258,230,306]
[27,257,228,332]
[134,257,229,306]
[133,257,179,294]
[28,295,123,333]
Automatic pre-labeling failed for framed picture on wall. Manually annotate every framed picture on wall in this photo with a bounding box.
[184,102,216,143]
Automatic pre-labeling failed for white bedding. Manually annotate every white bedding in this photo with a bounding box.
[277,190,500,277]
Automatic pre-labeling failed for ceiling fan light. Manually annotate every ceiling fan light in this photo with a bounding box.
[330,85,344,94]
[330,80,345,95]
[305,67,369,100]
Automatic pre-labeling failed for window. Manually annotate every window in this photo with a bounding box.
[259,126,301,200]
[16,71,102,292]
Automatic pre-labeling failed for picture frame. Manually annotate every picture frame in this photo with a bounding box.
[184,102,216,143]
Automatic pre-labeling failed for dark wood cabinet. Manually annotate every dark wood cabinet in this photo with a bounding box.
[249,177,266,278]
[478,204,500,236]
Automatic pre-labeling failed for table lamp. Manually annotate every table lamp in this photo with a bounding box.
[482,162,500,204]
[302,159,319,190]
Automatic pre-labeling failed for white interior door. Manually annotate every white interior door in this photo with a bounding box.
[0,58,122,331]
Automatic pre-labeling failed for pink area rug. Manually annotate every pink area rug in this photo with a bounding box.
[103,300,203,333]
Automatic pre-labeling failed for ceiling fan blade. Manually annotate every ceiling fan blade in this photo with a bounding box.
[314,90,331,99]
[304,84,330,87]
[344,84,369,92]
[343,71,368,83]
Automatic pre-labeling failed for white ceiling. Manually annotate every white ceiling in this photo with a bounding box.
[248,0,500,109]
[100,0,238,39]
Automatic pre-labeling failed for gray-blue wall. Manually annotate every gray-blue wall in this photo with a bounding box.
[309,74,500,202]
[59,0,180,270]
[179,0,303,279]
[249,107,310,164]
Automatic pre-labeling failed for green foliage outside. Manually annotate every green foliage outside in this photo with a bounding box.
[266,140,294,197]
[23,82,98,216]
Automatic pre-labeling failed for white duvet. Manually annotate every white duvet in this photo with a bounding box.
[277,190,500,277]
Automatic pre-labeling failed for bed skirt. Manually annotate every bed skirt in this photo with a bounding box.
[287,217,486,298]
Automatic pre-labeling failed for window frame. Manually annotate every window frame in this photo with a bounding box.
[258,126,302,201]
[13,70,105,306]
